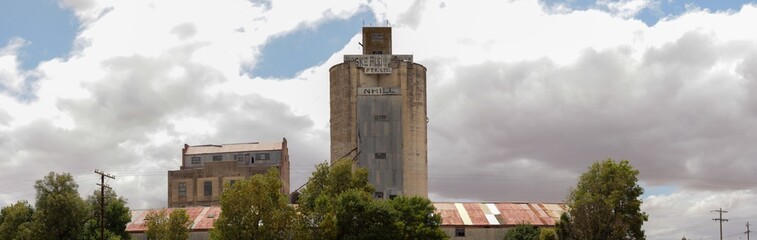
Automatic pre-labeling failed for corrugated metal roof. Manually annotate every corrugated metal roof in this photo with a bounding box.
[185,142,282,155]
[433,202,567,227]
[125,202,565,232]
[126,206,221,232]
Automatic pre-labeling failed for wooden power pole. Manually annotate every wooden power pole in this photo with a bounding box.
[747,222,751,240]
[95,170,115,240]
[711,208,728,240]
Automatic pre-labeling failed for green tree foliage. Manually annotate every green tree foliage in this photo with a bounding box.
[80,189,131,240]
[390,196,447,240]
[335,189,400,240]
[0,201,34,240]
[504,223,539,240]
[145,209,190,240]
[297,159,374,239]
[538,227,557,240]
[32,172,89,240]
[211,168,296,240]
[565,159,648,240]
[297,159,446,240]
[555,212,573,240]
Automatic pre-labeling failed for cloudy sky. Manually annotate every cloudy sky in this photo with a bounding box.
[2,0,757,238]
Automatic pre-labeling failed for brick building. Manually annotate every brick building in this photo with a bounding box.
[167,139,289,207]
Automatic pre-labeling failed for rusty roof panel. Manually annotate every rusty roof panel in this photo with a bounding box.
[496,203,544,225]
[434,203,462,225]
[463,203,488,225]
[194,206,221,229]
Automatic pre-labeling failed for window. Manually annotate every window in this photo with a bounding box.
[374,153,386,159]
[374,115,388,122]
[372,51,383,54]
[212,155,222,161]
[389,194,397,200]
[374,192,384,199]
[178,182,186,197]
[191,157,201,164]
[234,154,244,161]
[455,227,465,237]
[255,153,270,160]
[204,181,212,196]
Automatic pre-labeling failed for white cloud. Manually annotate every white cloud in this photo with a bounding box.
[644,189,757,239]
[1,1,757,238]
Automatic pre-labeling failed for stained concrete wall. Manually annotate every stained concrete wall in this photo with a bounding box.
[329,57,427,198]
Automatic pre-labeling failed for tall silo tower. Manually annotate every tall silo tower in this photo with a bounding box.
[329,26,428,199]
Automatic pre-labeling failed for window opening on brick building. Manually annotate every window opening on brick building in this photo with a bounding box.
[178,182,186,197]
[212,155,222,161]
[234,154,244,161]
[255,153,270,160]
[455,227,465,237]
[191,157,201,164]
[204,181,212,196]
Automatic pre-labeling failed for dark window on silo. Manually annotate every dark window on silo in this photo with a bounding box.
[372,51,383,54]
[374,115,388,122]
[375,153,386,159]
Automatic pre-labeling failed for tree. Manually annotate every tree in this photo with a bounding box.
[504,223,539,240]
[389,196,447,240]
[0,201,34,240]
[80,189,131,240]
[334,189,400,240]
[565,159,648,240]
[144,209,190,240]
[539,228,557,240]
[32,172,90,240]
[297,159,446,240]
[555,212,573,240]
[211,168,296,240]
[296,159,374,239]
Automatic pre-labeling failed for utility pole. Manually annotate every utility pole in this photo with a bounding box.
[711,208,728,240]
[747,222,751,240]
[95,170,115,240]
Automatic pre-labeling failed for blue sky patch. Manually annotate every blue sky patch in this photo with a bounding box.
[0,0,79,70]
[641,183,677,198]
[251,9,376,79]
[540,0,756,26]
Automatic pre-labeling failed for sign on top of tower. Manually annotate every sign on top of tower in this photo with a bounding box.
[362,27,392,55]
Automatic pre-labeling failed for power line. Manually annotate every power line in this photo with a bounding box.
[95,170,115,240]
[712,208,729,240]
